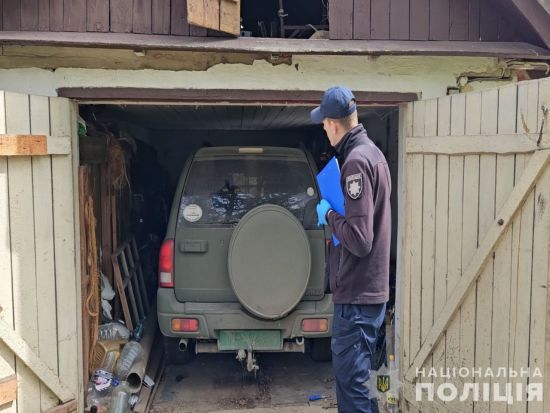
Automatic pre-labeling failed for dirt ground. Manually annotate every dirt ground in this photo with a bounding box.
[150,352,338,413]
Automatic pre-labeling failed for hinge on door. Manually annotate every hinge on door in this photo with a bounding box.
[537,105,548,147]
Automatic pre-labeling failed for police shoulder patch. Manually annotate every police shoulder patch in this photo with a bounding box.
[345,173,363,199]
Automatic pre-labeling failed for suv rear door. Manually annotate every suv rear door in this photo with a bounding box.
[173,148,325,303]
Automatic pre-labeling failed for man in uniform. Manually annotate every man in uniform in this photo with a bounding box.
[311,86,391,413]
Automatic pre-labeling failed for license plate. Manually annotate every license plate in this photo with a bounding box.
[217,330,282,351]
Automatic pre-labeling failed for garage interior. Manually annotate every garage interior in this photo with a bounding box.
[77,102,400,411]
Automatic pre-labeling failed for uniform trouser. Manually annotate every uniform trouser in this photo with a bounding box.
[331,302,386,413]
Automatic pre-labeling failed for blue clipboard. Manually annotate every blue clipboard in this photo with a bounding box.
[316,156,344,246]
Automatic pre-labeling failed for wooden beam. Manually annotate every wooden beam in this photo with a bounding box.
[0,32,549,59]
[404,149,550,382]
[42,400,77,413]
[506,0,550,48]
[0,135,71,156]
[56,88,417,104]
[0,375,16,406]
[0,319,75,402]
[406,133,550,154]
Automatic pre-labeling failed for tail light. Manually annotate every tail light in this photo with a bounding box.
[171,318,199,332]
[159,239,174,287]
[302,318,329,332]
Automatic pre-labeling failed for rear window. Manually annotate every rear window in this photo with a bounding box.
[177,157,319,228]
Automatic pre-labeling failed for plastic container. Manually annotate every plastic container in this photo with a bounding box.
[98,322,130,341]
[115,341,144,379]
[86,351,120,411]
[110,382,131,413]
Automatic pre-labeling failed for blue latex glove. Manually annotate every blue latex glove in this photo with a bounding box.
[316,199,332,226]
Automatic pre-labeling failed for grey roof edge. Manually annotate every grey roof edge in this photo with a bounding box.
[1,31,549,60]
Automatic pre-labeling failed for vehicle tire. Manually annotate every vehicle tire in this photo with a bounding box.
[163,337,194,365]
[309,338,332,362]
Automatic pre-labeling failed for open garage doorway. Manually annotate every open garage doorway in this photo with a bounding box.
[77,101,400,411]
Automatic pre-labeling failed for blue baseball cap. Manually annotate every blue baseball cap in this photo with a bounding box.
[311,86,357,124]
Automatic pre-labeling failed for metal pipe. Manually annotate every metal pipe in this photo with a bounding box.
[124,303,157,393]
[178,338,188,352]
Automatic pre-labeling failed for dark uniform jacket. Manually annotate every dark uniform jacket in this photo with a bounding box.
[326,124,391,304]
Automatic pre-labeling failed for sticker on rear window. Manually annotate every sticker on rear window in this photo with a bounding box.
[183,204,203,222]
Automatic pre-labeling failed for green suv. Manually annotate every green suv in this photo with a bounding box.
[157,147,333,369]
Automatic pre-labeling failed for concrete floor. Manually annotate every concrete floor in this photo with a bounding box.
[150,353,338,412]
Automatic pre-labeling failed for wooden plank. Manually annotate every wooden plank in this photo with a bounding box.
[38,0,49,30]
[407,152,423,362]
[468,0,480,41]
[480,0,498,41]
[87,0,110,32]
[111,0,134,33]
[0,319,74,402]
[3,0,21,30]
[449,0,468,40]
[112,254,134,331]
[489,85,517,413]
[133,0,152,34]
[409,0,429,40]
[42,400,77,413]
[529,165,550,413]
[219,0,240,36]
[187,0,220,32]
[121,248,144,320]
[405,148,550,382]
[0,92,16,413]
[5,91,41,413]
[69,101,84,413]
[329,0,353,39]
[370,0,390,39]
[21,0,38,30]
[421,153,436,345]
[445,94,465,410]
[131,238,150,312]
[0,134,46,155]
[49,0,63,31]
[2,32,550,59]
[50,98,79,397]
[459,92,481,412]
[30,95,59,411]
[0,375,16,406]
[473,88,498,413]
[530,77,550,413]
[63,0,86,32]
[399,104,413,374]
[0,134,72,156]
[510,81,539,413]
[152,0,171,34]
[390,0,409,40]
[429,0,449,40]
[406,133,549,154]
[506,0,550,48]
[170,0,190,35]
[353,0,371,39]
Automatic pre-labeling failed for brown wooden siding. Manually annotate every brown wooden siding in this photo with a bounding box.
[0,0,544,45]
[0,0,212,36]
[330,0,530,44]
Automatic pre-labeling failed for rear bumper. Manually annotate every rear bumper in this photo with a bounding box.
[157,288,334,340]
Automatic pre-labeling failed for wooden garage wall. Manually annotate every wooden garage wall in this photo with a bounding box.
[0,92,81,412]
[329,0,530,43]
[399,78,550,412]
[0,0,215,36]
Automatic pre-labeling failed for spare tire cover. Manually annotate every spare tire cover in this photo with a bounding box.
[228,204,311,320]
